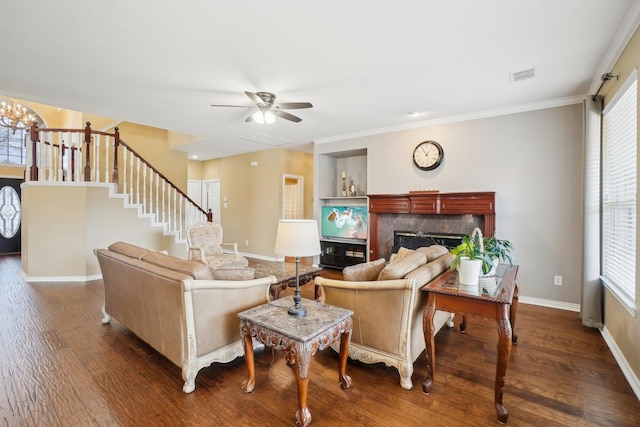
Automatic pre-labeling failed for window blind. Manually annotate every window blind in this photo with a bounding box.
[602,71,637,311]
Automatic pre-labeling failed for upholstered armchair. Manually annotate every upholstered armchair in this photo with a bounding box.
[186,222,250,271]
[315,245,454,390]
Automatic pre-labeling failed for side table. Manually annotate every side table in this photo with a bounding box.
[421,264,519,423]
[238,296,353,427]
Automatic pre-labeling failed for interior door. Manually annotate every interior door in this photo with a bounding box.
[0,178,22,254]
[203,179,221,225]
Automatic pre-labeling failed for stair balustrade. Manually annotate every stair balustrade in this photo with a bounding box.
[26,122,211,242]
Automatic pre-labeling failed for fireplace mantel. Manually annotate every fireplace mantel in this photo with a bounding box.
[367,192,495,260]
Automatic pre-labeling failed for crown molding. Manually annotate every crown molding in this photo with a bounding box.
[589,0,640,94]
[314,95,586,145]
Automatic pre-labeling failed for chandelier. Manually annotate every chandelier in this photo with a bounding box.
[0,98,35,131]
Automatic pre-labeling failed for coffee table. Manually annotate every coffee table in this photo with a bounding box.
[253,260,322,300]
[421,264,519,424]
[238,296,353,427]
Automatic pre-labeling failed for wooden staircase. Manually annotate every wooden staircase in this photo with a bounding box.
[26,122,211,244]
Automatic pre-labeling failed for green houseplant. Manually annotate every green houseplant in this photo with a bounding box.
[450,228,514,276]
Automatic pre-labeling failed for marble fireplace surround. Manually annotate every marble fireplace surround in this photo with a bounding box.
[367,192,495,261]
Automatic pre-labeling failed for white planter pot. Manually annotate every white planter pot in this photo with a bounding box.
[458,258,483,286]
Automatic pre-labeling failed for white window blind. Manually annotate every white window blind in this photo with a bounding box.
[602,71,637,313]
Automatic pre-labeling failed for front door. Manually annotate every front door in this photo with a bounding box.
[0,178,22,254]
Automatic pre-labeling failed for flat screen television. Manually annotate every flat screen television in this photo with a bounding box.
[320,206,368,241]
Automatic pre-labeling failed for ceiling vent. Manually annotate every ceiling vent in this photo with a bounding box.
[509,68,536,83]
[241,133,291,146]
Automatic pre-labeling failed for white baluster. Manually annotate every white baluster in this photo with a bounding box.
[104,135,110,183]
[162,181,166,224]
[118,145,127,194]
[178,194,183,240]
[148,170,154,219]
[142,164,147,213]
[129,151,134,204]
[92,134,98,182]
[155,172,160,223]
[167,185,172,231]
[135,157,141,205]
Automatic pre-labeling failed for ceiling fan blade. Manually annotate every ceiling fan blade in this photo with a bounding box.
[273,110,302,123]
[245,113,255,122]
[210,104,251,108]
[277,102,313,110]
[244,91,264,106]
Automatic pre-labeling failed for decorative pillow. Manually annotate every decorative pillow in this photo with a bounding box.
[108,241,151,260]
[377,251,427,281]
[343,258,386,281]
[390,247,415,263]
[416,245,449,262]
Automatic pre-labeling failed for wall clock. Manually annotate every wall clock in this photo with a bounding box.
[412,140,444,171]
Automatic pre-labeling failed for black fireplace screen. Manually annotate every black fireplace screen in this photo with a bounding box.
[392,231,465,254]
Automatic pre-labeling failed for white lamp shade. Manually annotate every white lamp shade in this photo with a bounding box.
[274,220,321,257]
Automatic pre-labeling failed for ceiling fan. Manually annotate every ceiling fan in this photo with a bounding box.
[210,91,313,124]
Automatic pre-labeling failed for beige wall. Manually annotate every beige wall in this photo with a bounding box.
[197,149,314,258]
[0,164,23,179]
[600,25,640,384]
[21,183,185,280]
[103,122,189,193]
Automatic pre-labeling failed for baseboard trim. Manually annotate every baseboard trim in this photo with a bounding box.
[20,270,102,283]
[601,326,640,401]
[519,296,580,312]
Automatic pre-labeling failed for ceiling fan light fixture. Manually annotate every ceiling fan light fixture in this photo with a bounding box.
[252,109,276,124]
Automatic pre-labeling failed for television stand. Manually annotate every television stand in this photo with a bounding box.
[320,239,367,270]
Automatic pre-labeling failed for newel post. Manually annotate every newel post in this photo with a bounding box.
[83,122,92,181]
[29,124,39,181]
[207,209,213,222]
[111,127,120,184]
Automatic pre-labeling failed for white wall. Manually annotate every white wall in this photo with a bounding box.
[315,103,584,304]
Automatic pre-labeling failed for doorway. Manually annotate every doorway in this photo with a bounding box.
[282,175,304,219]
[0,178,22,254]
[203,179,221,225]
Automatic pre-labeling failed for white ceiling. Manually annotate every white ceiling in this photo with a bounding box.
[1,0,638,160]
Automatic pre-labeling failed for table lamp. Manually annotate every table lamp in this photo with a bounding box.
[274,219,321,317]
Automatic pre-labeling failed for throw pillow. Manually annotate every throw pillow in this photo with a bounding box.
[343,258,386,281]
[377,250,428,280]
[416,245,449,262]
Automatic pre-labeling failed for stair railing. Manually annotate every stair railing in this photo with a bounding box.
[27,122,212,241]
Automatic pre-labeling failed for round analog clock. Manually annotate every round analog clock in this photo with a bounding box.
[412,140,444,171]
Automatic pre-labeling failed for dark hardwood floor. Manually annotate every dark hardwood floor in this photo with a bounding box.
[1,254,638,426]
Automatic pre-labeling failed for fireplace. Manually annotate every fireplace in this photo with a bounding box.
[393,230,465,254]
[367,192,495,261]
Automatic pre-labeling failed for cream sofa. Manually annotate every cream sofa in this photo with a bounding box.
[315,245,454,390]
[95,241,276,393]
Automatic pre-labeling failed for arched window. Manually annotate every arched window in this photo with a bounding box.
[0,98,44,165]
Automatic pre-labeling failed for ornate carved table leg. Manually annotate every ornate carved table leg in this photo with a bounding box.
[292,342,313,427]
[338,329,352,389]
[510,280,520,344]
[422,295,437,394]
[495,303,513,424]
[240,326,256,393]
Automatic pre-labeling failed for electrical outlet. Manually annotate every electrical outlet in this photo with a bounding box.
[245,240,249,246]
[554,275,562,286]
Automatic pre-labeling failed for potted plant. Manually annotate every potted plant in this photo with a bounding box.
[450,228,513,285]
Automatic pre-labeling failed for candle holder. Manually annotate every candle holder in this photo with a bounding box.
[341,177,347,197]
